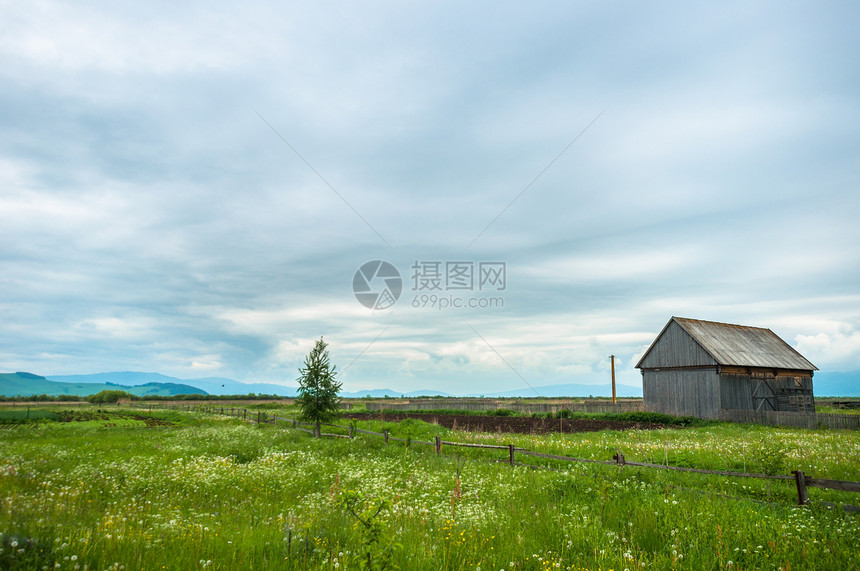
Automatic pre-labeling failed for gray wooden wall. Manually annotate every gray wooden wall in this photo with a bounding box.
[643,368,720,419]
[638,320,717,369]
[720,371,813,412]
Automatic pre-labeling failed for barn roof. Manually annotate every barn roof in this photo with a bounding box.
[636,317,818,371]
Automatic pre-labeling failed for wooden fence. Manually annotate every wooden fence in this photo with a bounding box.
[139,403,860,510]
[364,399,643,415]
[720,409,860,430]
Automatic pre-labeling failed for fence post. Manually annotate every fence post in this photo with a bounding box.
[792,470,809,505]
[614,453,625,466]
[243,409,247,421]
[509,444,515,466]
[349,425,354,439]
[384,429,389,444]
[292,419,297,428]
[435,435,441,454]
[257,411,261,424]
[316,421,321,437]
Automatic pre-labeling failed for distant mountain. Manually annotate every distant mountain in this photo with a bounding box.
[48,372,184,386]
[1,372,205,398]
[340,388,403,398]
[47,372,298,397]
[468,383,644,398]
[184,377,298,397]
[29,369,859,399]
[405,389,453,397]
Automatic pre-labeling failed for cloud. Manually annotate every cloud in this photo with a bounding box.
[795,324,860,372]
[0,1,858,392]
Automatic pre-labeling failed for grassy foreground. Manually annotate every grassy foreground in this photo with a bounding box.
[1,408,859,570]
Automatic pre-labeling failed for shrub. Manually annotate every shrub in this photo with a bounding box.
[85,390,136,404]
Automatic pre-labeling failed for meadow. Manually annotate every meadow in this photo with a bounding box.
[1,406,859,570]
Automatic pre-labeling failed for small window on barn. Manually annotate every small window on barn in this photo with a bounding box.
[794,377,803,388]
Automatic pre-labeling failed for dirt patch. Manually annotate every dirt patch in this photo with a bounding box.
[342,412,666,434]
[55,410,175,427]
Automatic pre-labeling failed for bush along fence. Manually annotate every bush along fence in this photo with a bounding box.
[137,403,860,512]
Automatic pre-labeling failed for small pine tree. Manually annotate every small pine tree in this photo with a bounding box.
[296,337,342,429]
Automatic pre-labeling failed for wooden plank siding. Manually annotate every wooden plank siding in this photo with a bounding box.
[638,320,718,369]
[719,370,814,412]
[643,368,720,419]
[720,410,860,430]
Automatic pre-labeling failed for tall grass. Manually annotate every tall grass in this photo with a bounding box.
[1,408,858,570]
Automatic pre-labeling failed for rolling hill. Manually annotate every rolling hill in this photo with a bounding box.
[47,372,298,397]
[0,372,206,398]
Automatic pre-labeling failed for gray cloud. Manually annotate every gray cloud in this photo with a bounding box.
[1,1,858,392]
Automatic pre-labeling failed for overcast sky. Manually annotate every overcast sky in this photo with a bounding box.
[1,1,858,394]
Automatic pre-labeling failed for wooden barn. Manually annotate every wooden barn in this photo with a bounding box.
[636,317,817,419]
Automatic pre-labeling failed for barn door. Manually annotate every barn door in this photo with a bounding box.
[752,378,777,411]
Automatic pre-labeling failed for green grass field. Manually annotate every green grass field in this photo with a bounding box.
[1,407,858,570]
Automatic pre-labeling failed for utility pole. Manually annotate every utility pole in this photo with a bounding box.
[610,355,616,405]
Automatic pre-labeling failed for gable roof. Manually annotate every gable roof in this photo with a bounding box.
[636,317,817,371]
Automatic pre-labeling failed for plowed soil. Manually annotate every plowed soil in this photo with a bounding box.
[342,412,665,434]
[56,410,175,427]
